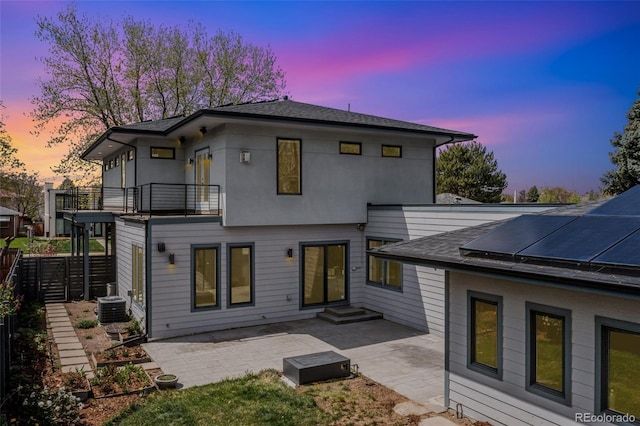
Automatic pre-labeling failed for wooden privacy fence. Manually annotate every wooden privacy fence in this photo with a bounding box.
[0,246,21,403]
[20,255,115,303]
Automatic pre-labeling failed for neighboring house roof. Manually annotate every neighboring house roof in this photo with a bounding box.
[436,193,481,204]
[82,99,477,160]
[0,206,21,216]
[370,194,640,296]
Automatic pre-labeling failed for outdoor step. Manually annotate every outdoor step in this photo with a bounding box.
[317,308,383,325]
[323,306,367,317]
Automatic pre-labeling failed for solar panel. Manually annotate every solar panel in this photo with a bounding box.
[588,185,640,216]
[592,229,640,267]
[518,216,640,263]
[461,214,577,256]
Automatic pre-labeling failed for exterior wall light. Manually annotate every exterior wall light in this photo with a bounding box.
[179,136,186,144]
[206,153,213,160]
[187,158,194,165]
[287,248,293,258]
[169,253,175,265]
[199,127,207,135]
[158,242,166,252]
[240,150,251,164]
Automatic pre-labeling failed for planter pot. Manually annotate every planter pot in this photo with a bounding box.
[71,378,92,402]
[154,374,179,390]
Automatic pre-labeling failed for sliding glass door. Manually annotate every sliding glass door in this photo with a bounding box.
[302,242,348,307]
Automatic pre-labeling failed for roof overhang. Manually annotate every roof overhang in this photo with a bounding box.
[82,108,477,160]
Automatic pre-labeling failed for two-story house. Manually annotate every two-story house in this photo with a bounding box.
[66,99,476,339]
[64,98,553,341]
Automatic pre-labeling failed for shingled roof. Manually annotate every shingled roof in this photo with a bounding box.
[370,198,640,295]
[84,99,477,159]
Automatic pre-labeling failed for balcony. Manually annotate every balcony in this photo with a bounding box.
[62,184,221,216]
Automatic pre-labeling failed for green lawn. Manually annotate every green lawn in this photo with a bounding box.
[9,237,105,254]
[106,370,330,426]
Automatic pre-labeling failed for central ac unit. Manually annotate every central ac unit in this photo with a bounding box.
[97,296,127,323]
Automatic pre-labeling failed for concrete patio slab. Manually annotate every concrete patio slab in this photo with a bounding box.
[144,318,444,406]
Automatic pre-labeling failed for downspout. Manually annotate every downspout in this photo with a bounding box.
[144,219,152,339]
[433,137,455,204]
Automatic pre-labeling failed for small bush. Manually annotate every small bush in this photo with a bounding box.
[74,318,98,329]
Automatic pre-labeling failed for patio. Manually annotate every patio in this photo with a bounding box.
[143,318,445,407]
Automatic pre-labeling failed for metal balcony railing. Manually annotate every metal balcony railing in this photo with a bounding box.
[63,184,220,216]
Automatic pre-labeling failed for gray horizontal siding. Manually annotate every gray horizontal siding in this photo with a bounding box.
[365,205,547,335]
[448,271,640,424]
[114,218,145,322]
[146,222,364,339]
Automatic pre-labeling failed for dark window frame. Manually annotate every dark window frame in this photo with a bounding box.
[131,244,143,307]
[191,244,221,312]
[467,291,503,380]
[381,144,402,158]
[340,141,362,155]
[151,146,176,159]
[366,237,403,292]
[276,138,302,195]
[525,302,572,406]
[227,243,255,308]
[595,316,640,422]
[299,240,349,308]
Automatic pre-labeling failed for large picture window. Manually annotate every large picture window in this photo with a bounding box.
[131,245,143,305]
[228,244,254,306]
[277,138,301,195]
[468,291,502,379]
[192,245,220,310]
[367,238,402,290]
[595,317,640,420]
[526,303,571,405]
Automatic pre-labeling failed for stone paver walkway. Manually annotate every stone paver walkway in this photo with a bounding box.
[45,303,94,377]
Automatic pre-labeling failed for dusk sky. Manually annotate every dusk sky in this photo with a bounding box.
[1,1,640,194]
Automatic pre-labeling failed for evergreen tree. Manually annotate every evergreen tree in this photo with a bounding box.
[601,91,640,195]
[526,185,540,203]
[436,141,507,203]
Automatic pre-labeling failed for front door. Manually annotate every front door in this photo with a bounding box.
[302,242,348,307]
[194,148,211,210]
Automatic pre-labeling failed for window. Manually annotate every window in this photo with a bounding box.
[131,245,143,305]
[115,156,119,167]
[526,303,571,405]
[228,244,254,306]
[151,147,175,159]
[0,218,8,230]
[382,145,402,157]
[595,317,640,420]
[128,149,134,161]
[277,138,301,194]
[104,163,108,171]
[109,159,114,169]
[121,153,126,188]
[192,245,219,310]
[340,141,361,155]
[468,291,503,379]
[301,242,348,307]
[367,238,402,290]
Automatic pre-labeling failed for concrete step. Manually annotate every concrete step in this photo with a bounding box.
[317,307,383,324]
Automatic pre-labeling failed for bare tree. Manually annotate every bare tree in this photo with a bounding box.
[32,5,287,181]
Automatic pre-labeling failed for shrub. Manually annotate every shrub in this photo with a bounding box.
[74,318,98,329]
[20,385,83,424]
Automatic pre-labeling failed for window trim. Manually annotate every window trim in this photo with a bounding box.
[191,244,221,312]
[381,144,402,158]
[525,302,572,406]
[276,138,302,195]
[299,240,350,308]
[366,237,403,292]
[339,141,362,155]
[131,244,143,307]
[467,291,503,380]
[595,316,640,422]
[150,146,176,160]
[227,243,255,307]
